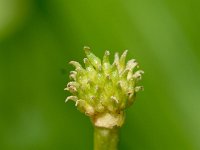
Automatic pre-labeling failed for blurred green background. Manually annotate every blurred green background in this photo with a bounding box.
[0,0,200,150]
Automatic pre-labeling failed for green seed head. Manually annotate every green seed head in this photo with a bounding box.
[65,46,144,128]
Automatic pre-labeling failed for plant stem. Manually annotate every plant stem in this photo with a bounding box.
[94,126,119,150]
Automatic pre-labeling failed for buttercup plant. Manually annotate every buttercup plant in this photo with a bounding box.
[65,46,144,150]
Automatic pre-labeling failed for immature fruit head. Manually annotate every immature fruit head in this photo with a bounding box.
[65,46,144,128]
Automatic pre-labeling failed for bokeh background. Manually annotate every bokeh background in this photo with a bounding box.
[0,0,200,150]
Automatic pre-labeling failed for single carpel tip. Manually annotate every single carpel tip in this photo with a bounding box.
[70,71,77,74]
[130,59,136,63]
[135,86,144,92]
[115,52,119,57]
[69,75,75,80]
[83,58,88,63]
[69,61,77,65]
[84,46,90,49]
[64,87,68,91]
[68,61,73,64]
[120,50,128,58]
[139,70,144,74]
[65,98,69,103]
[75,100,80,106]
[111,96,119,104]
[65,96,78,103]
[65,96,72,103]
[123,49,128,55]
[133,70,144,80]
[69,61,82,69]
[84,46,91,54]
[105,50,110,56]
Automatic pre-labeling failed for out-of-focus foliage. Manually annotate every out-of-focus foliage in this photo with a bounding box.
[0,0,200,150]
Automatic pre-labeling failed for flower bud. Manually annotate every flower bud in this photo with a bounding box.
[65,47,144,128]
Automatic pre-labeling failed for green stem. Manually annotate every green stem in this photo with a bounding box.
[94,126,119,150]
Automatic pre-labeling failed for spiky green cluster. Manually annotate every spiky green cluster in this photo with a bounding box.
[65,46,143,128]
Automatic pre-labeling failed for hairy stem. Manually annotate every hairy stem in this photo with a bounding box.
[94,126,119,150]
